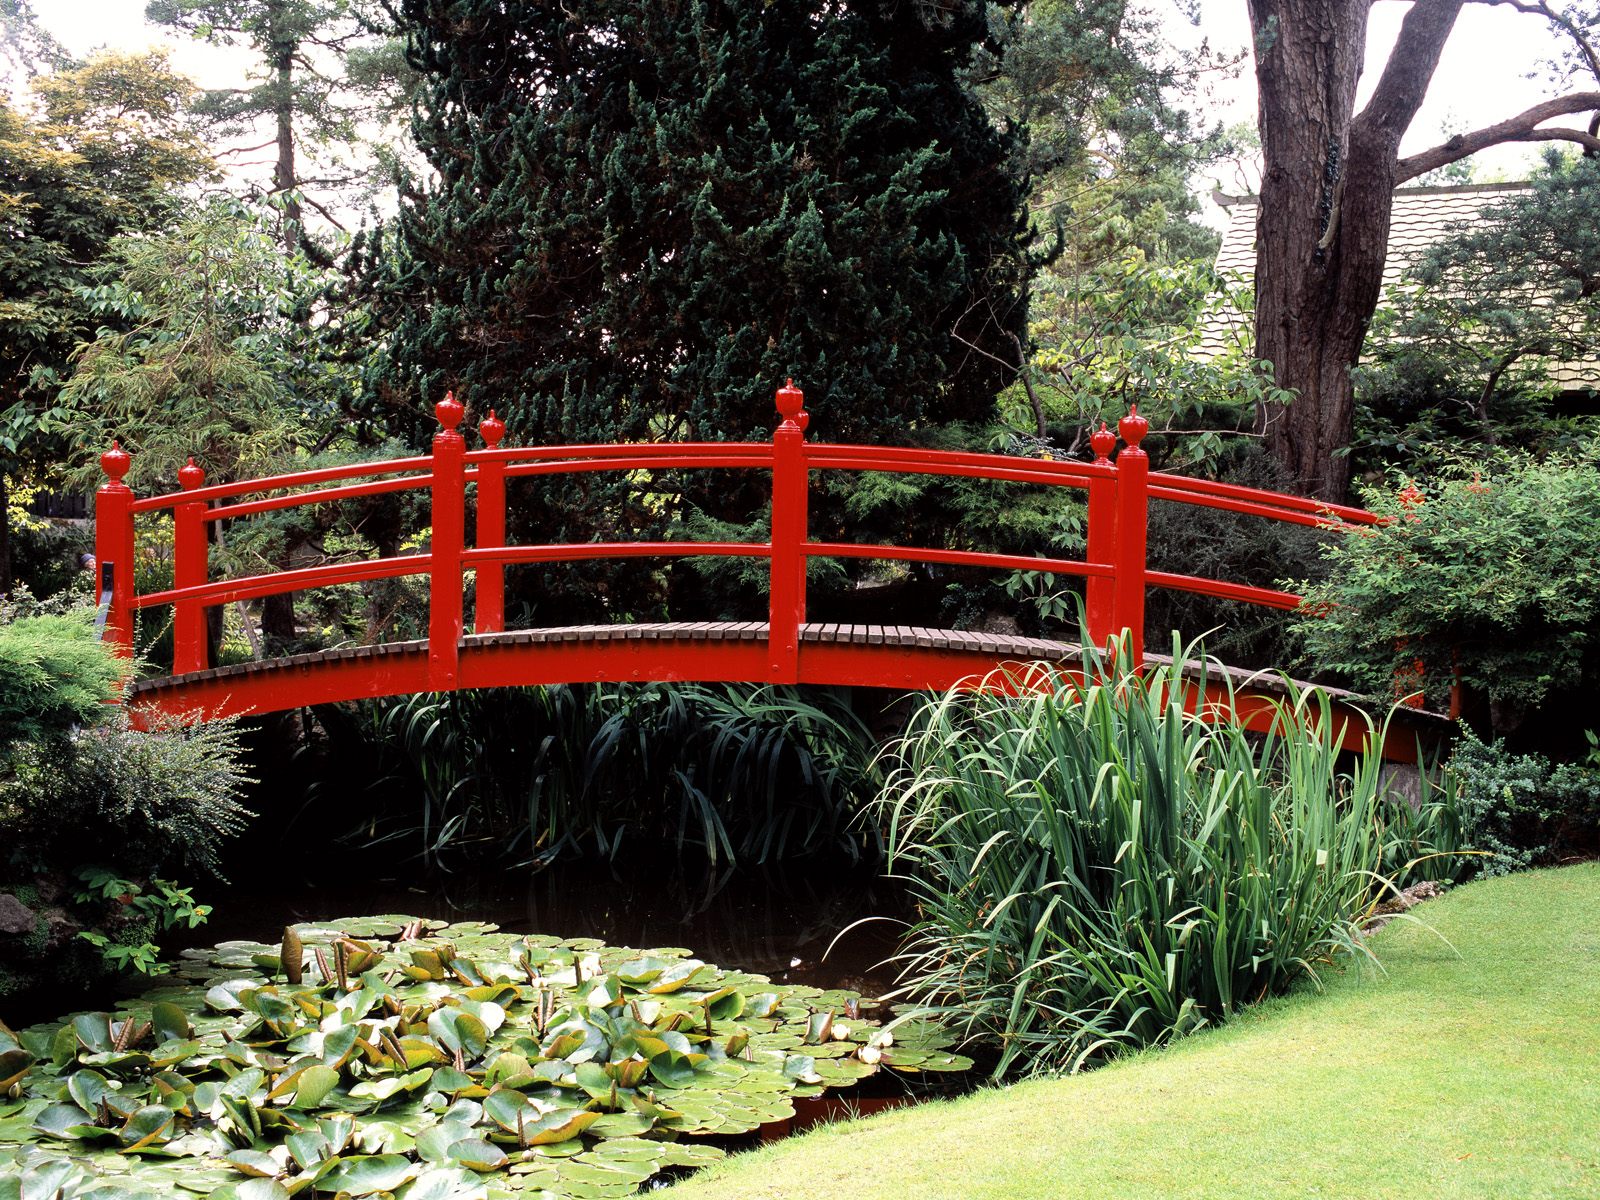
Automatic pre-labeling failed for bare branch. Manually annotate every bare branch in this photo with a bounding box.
[1396,91,1600,179]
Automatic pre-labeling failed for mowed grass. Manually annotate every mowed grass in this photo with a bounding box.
[668,863,1600,1200]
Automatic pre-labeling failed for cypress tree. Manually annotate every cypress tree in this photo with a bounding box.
[365,0,1031,448]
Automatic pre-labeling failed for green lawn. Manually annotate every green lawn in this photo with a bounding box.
[668,863,1600,1200]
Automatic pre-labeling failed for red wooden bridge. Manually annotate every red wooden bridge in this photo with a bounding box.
[94,382,1426,754]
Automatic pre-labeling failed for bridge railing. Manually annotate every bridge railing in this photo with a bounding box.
[93,381,1379,687]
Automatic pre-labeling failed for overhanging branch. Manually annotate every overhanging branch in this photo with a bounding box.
[1396,91,1600,179]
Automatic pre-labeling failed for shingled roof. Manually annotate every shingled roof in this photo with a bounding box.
[1202,181,1597,390]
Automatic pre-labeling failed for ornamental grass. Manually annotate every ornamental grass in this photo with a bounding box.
[879,636,1414,1077]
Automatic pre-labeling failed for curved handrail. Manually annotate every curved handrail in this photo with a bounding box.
[130,456,435,514]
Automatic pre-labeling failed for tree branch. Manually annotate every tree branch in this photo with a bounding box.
[1395,91,1600,179]
[1355,0,1466,138]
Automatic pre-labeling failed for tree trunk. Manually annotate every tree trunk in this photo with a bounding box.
[270,0,302,253]
[1249,0,1465,502]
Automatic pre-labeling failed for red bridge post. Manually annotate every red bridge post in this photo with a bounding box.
[1111,405,1149,663]
[94,441,136,660]
[428,393,466,690]
[173,457,208,673]
[1084,422,1118,648]
[474,410,507,634]
[769,379,809,683]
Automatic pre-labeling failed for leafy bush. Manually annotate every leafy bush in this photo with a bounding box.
[879,638,1429,1077]
[359,682,880,868]
[1290,450,1600,717]
[0,609,124,747]
[1433,728,1600,877]
[1,711,255,881]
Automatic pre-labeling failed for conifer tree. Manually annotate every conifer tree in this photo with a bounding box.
[364,1,1032,451]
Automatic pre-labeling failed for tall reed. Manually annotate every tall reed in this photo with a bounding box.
[358,682,880,868]
[880,636,1406,1076]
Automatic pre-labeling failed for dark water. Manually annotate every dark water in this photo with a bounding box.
[178,859,916,1001]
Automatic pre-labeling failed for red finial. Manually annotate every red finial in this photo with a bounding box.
[178,456,205,490]
[1118,404,1149,450]
[100,439,131,483]
[435,391,464,432]
[1090,421,1116,464]
[775,378,809,431]
[479,409,506,448]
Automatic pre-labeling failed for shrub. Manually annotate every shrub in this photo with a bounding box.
[879,638,1427,1076]
[0,711,255,881]
[0,608,124,747]
[1434,727,1600,877]
[1289,450,1600,719]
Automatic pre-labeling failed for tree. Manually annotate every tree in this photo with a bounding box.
[366,0,1031,450]
[1354,151,1600,471]
[0,51,211,591]
[145,0,416,257]
[1247,0,1600,501]
[60,200,377,655]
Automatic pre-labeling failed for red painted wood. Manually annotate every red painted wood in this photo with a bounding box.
[768,380,809,684]
[428,394,467,690]
[474,410,507,634]
[173,457,208,674]
[97,386,1400,738]
[93,440,136,660]
[130,456,434,513]
[804,542,1110,579]
[1110,406,1150,663]
[1085,422,1118,646]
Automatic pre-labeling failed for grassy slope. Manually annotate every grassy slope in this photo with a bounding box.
[669,864,1600,1200]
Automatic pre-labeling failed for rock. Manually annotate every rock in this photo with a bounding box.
[0,893,37,935]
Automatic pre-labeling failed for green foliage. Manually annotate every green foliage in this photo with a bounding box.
[61,199,359,490]
[1290,450,1600,714]
[0,915,968,1197]
[878,636,1432,1077]
[0,610,123,748]
[71,871,212,977]
[359,683,880,869]
[147,0,418,226]
[1433,728,1600,878]
[1354,152,1600,473]
[0,710,255,881]
[0,51,211,473]
[1015,258,1289,472]
[370,1,1028,448]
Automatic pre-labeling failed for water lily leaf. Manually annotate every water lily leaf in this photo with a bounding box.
[521,1108,598,1146]
[582,1112,652,1139]
[67,1070,115,1114]
[426,1011,487,1061]
[783,1055,821,1084]
[0,1049,31,1092]
[222,1150,281,1179]
[398,1167,486,1200]
[611,959,667,987]
[645,962,708,995]
[646,1056,698,1089]
[33,1103,105,1141]
[743,992,780,1019]
[482,1054,534,1090]
[118,1105,176,1152]
[312,1154,416,1196]
[348,1069,431,1104]
[234,1178,291,1200]
[446,1138,507,1172]
[289,1065,340,1110]
[571,1063,612,1101]
[481,1090,539,1135]
[319,1026,359,1070]
[203,983,254,1015]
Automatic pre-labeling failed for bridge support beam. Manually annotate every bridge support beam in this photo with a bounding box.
[1110,407,1150,663]
[94,441,136,661]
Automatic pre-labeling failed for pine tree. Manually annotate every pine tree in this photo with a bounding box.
[364,1,1032,452]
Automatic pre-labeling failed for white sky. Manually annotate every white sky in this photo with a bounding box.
[29,0,1578,216]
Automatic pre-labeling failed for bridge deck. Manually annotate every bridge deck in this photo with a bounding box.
[128,622,1444,760]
